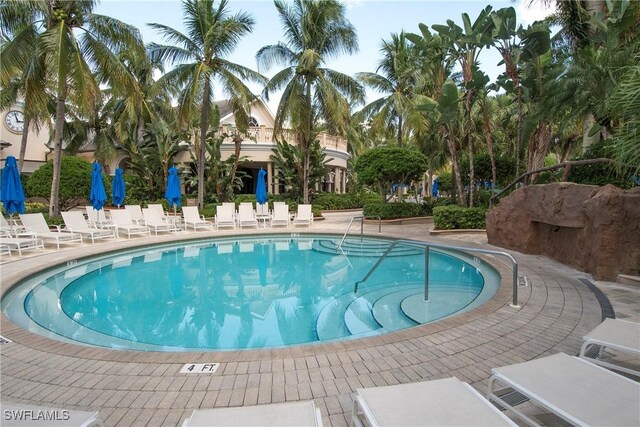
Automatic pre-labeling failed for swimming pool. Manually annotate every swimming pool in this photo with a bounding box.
[1,235,500,351]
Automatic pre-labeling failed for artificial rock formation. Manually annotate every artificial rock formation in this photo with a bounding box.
[486,183,640,281]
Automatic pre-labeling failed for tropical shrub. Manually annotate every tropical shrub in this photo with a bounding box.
[433,206,487,230]
[26,157,109,212]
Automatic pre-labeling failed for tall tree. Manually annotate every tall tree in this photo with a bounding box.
[256,0,364,203]
[356,32,420,147]
[1,0,144,216]
[433,6,494,206]
[149,0,266,210]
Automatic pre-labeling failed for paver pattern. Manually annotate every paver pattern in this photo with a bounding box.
[0,212,628,426]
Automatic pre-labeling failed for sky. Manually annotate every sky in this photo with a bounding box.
[95,0,555,115]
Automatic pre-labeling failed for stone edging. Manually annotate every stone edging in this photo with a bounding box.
[429,228,486,235]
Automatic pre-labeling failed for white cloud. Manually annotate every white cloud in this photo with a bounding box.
[516,0,556,25]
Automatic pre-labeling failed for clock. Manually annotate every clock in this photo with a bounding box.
[4,110,25,134]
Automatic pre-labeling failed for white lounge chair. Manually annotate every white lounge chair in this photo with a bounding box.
[183,400,323,427]
[237,203,258,228]
[61,211,116,244]
[182,206,214,231]
[579,318,640,377]
[293,204,313,227]
[1,215,32,237]
[270,203,290,228]
[142,208,175,235]
[215,204,236,229]
[125,204,145,225]
[487,352,640,427]
[0,231,44,256]
[148,203,181,229]
[109,210,150,239]
[352,377,515,427]
[85,206,110,226]
[19,213,83,250]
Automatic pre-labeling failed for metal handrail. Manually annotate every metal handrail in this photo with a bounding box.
[338,216,382,249]
[338,216,364,249]
[354,239,521,308]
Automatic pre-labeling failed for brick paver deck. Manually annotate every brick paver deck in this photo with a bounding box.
[0,212,623,426]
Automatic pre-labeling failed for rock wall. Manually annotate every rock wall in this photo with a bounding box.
[486,183,640,281]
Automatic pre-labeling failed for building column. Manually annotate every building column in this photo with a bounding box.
[267,162,275,194]
[334,167,341,193]
[342,168,347,193]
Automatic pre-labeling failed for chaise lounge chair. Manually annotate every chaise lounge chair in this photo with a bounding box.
[0,231,44,256]
[214,205,236,230]
[487,352,640,426]
[237,203,258,228]
[109,210,151,239]
[182,206,214,231]
[125,204,145,225]
[579,318,640,377]
[293,204,313,227]
[19,213,84,250]
[142,208,175,235]
[61,211,116,244]
[182,400,322,427]
[270,204,290,228]
[352,377,515,427]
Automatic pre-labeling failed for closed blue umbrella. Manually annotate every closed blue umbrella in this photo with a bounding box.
[432,179,439,198]
[89,162,107,211]
[112,167,126,208]
[1,156,26,215]
[1,156,26,234]
[165,166,181,214]
[256,168,268,205]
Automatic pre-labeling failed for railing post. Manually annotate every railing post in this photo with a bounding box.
[360,217,363,242]
[511,261,519,308]
[378,217,381,234]
[424,246,430,301]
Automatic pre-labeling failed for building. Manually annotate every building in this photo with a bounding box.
[1,99,350,195]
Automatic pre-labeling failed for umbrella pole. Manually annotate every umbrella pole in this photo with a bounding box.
[173,203,177,232]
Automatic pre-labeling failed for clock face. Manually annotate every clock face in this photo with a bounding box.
[4,110,25,134]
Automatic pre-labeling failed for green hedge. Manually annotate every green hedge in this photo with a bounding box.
[363,202,427,219]
[433,206,487,230]
[312,193,382,210]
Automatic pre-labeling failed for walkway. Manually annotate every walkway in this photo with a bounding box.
[0,212,636,426]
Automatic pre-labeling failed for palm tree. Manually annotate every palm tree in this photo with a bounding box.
[1,0,144,217]
[256,0,364,204]
[356,32,420,147]
[148,0,266,210]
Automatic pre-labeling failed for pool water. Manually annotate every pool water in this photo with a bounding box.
[2,235,499,351]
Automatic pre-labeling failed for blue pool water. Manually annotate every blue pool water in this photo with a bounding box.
[1,235,499,351]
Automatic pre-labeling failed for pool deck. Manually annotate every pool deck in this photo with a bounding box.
[1,211,638,426]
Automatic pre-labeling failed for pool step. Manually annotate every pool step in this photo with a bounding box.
[344,285,418,335]
[313,239,422,258]
[371,288,420,331]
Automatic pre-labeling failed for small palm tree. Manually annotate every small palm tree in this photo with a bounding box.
[148,0,266,210]
[1,0,144,216]
[256,0,364,203]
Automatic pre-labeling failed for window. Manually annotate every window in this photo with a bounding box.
[248,116,259,127]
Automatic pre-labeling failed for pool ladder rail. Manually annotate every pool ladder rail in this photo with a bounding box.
[354,240,522,308]
[338,216,382,249]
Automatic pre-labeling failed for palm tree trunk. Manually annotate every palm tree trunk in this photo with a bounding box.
[482,103,497,187]
[444,128,465,206]
[136,116,145,146]
[49,92,66,218]
[18,117,31,172]
[229,136,242,197]
[198,80,210,210]
[466,90,475,207]
[397,115,403,147]
[302,80,313,204]
[526,122,552,184]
